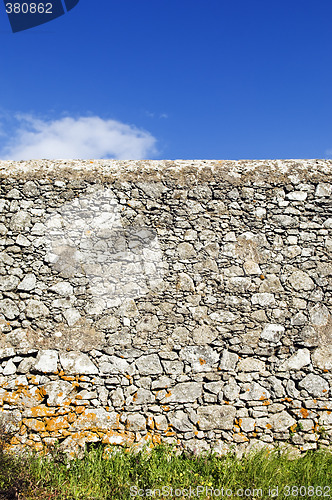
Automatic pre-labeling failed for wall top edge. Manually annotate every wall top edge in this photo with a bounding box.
[0,159,331,184]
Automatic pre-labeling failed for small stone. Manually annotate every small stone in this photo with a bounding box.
[269,411,296,432]
[243,260,262,275]
[288,270,315,291]
[315,183,331,197]
[219,350,238,371]
[3,359,16,375]
[126,414,146,431]
[241,382,270,401]
[299,374,329,397]
[0,276,19,291]
[161,382,202,403]
[9,211,31,231]
[0,298,19,319]
[169,410,194,432]
[278,349,311,371]
[238,358,265,372]
[60,351,98,374]
[135,354,162,375]
[63,308,81,327]
[176,272,195,291]
[180,346,219,372]
[34,350,58,373]
[17,273,37,291]
[312,346,332,370]
[26,299,49,319]
[49,282,74,296]
[251,293,275,307]
[309,304,330,327]
[260,323,284,342]
[196,405,236,430]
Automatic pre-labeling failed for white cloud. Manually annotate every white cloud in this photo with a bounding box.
[0,115,157,160]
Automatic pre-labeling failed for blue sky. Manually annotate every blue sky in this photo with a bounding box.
[1,0,332,160]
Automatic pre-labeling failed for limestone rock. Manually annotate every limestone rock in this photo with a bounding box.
[197,405,236,430]
[135,354,163,375]
[278,349,311,371]
[60,351,98,374]
[34,350,58,373]
[299,374,329,397]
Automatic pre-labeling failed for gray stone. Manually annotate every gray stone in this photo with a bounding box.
[60,351,98,374]
[180,346,219,372]
[241,382,271,401]
[44,380,74,406]
[49,282,74,296]
[288,270,315,291]
[299,374,329,397]
[0,298,19,319]
[126,413,146,431]
[17,273,36,291]
[176,273,195,291]
[63,308,81,327]
[96,315,120,331]
[223,378,240,401]
[135,354,163,375]
[309,304,330,327]
[169,410,194,432]
[269,411,296,432]
[34,350,58,373]
[161,382,202,403]
[0,276,19,291]
[26,299,49,319]
[238,358,265,372]
[312,346,332,371]
[260,323,285,342]
[192,325,218,345]
[177,242,196,259]
[161,360,184,375]
[9,211,31,231]
[315,183,331,197]
[219,350,238,371]
[278,349,311,371]
[99,356,129,374]
[196,405,236,430]
[3,359,16,375]
[251,293,275,307]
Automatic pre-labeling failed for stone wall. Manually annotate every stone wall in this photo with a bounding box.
[0,159,331,458]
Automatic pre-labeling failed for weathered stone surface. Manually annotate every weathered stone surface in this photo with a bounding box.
[161,382,202,403]
[60,352,98,374]
[251,293,275,307]
[309,304,330,327]
[49,282,74,296]
[169,410,194,432]
[0,299,19,319]
[299,374,329,397]
[269,411,296,432]
[219,350,238,371]
[17,273,36,291]
[0,276,19,291]
[288,270,315,291]
[260,323,284,342]
[10,211,31,231]
[26,300,49,319]
[238,358,265,372]
[241,382,270,401]
[197,405,236,430]
[126,414,146,431]
[180,346,219,372]
[312,346,332,370]
[278,349,311,371]
[135,354,163,375]
[99,355,129,374]
[34,350,58,373]
[71,409,118,431]
[192,325,218,345]
[43,380,74,406]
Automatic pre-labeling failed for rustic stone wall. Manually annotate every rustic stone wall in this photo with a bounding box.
[0,159,331,458]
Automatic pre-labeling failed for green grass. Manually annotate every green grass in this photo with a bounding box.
[0,442,331,499]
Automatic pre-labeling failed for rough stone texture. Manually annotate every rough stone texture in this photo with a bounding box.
[0,159,330,457]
